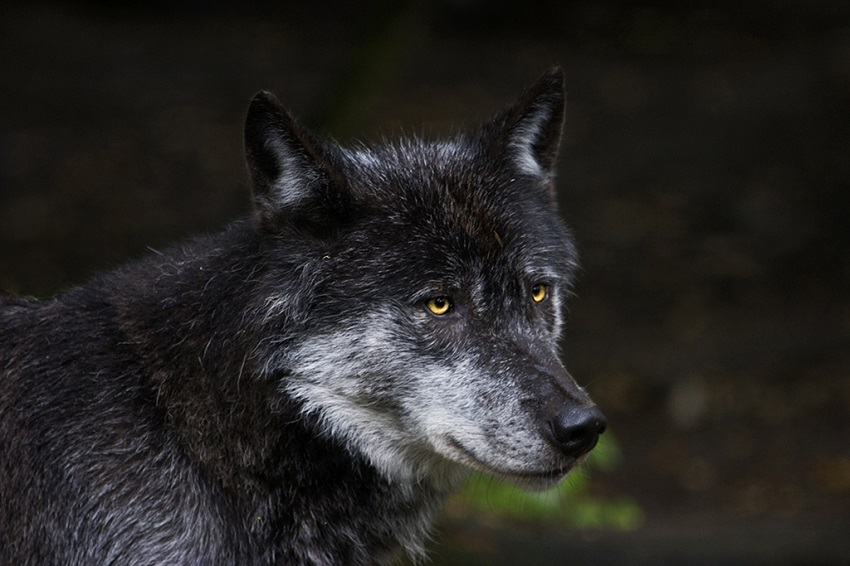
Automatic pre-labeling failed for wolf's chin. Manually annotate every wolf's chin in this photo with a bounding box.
[444,436,574,490]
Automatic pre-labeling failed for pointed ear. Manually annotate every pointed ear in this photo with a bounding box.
[483,67,566,182]
[244,91,348,231]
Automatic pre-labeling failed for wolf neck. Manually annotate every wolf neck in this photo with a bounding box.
[104,222,456,560]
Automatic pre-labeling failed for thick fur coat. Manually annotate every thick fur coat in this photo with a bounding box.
[0,68,605,565]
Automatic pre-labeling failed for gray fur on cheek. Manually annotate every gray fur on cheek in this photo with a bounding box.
[278,310,469,489]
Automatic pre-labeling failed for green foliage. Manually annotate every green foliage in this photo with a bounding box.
[449,434,643,530]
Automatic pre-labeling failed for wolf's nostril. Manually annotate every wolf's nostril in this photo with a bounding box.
[548,406,607,458]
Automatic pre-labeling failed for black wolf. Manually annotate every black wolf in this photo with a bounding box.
[0,68,606,565]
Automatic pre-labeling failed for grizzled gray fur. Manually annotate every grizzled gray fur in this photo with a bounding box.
[0,68,605,565]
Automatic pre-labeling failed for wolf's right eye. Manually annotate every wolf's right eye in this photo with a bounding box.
[425,297,452,316]
[531,283,548,303]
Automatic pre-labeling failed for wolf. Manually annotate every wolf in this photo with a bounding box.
[0,68,605,565]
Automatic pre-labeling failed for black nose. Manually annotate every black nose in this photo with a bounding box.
[548,405,607,458]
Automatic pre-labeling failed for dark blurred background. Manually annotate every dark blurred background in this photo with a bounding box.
[1,1,848,564]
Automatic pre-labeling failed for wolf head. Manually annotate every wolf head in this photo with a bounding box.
[244,68,605,491]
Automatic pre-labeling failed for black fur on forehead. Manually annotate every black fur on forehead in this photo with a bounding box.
[335,138,573,266]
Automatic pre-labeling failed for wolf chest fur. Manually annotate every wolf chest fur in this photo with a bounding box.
[0,68,606,565]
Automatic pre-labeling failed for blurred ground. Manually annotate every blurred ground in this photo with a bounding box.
[1,1,848,564]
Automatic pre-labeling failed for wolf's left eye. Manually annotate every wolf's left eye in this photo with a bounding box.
[531,283,548,303]
[425,297,452,316]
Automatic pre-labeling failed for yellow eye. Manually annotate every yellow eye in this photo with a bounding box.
[426,297,452,315]
[531,283,548,303]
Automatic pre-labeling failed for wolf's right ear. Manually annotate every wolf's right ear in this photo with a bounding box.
[482,68,566,194]
[244,91,348,231]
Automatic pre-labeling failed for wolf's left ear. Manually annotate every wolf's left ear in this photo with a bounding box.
[483,67,566,190]
[244,91,348,232]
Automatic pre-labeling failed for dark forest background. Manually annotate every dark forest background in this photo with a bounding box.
[1,1,848,563]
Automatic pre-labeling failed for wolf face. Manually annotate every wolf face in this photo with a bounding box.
[247,68,606,490]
